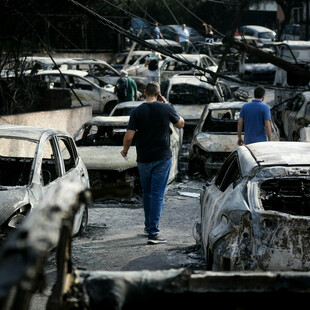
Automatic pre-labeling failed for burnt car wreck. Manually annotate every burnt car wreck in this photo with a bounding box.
[1,178,310,310]
[0,124,89,237]
[189,101,279,177]
[199,142,310,271]
[74,115,182,200]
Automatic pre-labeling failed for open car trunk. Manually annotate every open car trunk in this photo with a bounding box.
[260,178,310,216]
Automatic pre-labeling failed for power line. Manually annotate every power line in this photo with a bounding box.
[66,0,306,92]
[163,0,179,25]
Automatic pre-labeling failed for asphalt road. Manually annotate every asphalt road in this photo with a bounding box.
[30,177,207,309]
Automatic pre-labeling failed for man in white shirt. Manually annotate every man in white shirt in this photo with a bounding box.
[177,24,190,53]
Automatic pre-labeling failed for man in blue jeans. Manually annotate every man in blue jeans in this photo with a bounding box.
[121,82,184,244]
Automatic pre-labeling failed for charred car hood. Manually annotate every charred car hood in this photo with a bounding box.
[0,187,28,226]
[174,105,205,121]
[196,132,237,152]
[77,146,137,171]
[242,63,276,72]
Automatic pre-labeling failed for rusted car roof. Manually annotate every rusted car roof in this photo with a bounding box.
[166,74,214,89]
[85,116,130,126]
[207,101,244,110]
[0,124,65,141]
[246,141,310,166]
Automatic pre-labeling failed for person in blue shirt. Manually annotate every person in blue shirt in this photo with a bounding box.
[237,86,272,145]
[149,21,163,39]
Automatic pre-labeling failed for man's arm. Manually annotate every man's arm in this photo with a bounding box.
[121,129,135,158]
[265,120,272,141]
[237,117,244,146]
[174,116,185,129]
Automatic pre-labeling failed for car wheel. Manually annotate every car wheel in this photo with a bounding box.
[77,205,88,236]
[104,100,117,115]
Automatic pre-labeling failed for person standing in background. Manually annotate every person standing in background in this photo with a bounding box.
[114,70,138,103]
[149,21,163,39]
[177,24,190,53]
[203,23,214,43]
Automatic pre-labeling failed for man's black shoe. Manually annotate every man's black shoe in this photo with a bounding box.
[147,234,167,244]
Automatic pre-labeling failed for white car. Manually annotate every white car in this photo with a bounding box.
[109,50,166,89]
[37,69,118,114]
[161,74,230,142]
[1,56,121,85]
[160,54,218,83]
[0,124,89,237]
[239,25,276,46]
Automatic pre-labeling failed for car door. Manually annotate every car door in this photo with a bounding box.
[201,152,241,251]
[55,136,89,186]
[35,136,63,202]
[69,75,102,113]
[201,55,218,72]
[55,135,89,234]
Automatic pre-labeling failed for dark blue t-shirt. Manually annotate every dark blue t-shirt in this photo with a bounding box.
[239,99,271,145]
[127,101,180,163]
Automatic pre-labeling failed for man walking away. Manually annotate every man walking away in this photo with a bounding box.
[121,82,184,244]
[237,85,272,145]
[114,70,138,103]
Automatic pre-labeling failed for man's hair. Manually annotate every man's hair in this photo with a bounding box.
[146,81,160,97]
[254,86,265,99]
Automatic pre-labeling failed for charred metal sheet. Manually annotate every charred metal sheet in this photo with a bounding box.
[196,132,237,153]
[0,178,91,310]
[174,105,205,123]
[60,269,310,310]
[78,146,137,172]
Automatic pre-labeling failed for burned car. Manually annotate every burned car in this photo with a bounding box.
[74,116,183,199]
[239,49,277,82]
[0,124,89,237]
[189,102,279,176]
[109,100,144,117]
[162,74,231,142]
[200,141,310,271]
[160,54,218,83]
[108,50,166,90]
[37,69,118,114]
[272,91,310,141]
